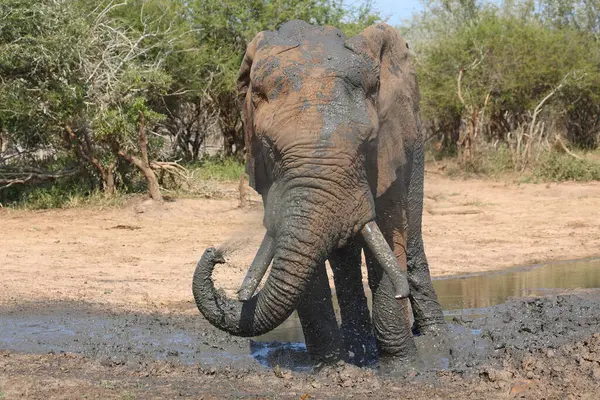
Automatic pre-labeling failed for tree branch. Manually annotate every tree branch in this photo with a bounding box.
[0,168,77,191]
[528,73,569,139]
[64,125,107,179]
[138,111,150,169]
[555,135,583,161]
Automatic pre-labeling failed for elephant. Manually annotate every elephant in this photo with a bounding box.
[192,20,445,367]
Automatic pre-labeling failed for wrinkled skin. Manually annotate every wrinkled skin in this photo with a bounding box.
[192,20,445,366]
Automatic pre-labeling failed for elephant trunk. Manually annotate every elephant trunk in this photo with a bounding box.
[233,222,410,303]
[192,195,332,337]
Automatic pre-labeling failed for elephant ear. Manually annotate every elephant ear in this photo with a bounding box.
[345,24,421,197]
[237,33,268,194]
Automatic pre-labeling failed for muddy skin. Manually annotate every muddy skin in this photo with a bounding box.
[194,19,445,366]
[3,292,600,399]
[237,233,276,301]
[329,240,379,367]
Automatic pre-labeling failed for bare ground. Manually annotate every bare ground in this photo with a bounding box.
[1,172,600,399]
[1,172,598,310]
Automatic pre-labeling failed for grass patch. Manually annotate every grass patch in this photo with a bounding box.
[0,156,246,209]
[438,144,600,182]
[100,380,116,390]
[8,185,126,210]
[533,152,600,181]
[187,157,245,182]
[445,145,514,178]
[0,166,136,210]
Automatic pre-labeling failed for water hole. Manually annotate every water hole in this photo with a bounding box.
[256,258,600,342]
[1,258,598,369]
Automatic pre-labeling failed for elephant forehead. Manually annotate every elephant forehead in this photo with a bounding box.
[254,84,377,157]
[251,42,373,97]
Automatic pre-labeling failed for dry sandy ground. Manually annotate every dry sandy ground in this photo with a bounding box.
[1,172,599,312]
[2,172,600,399]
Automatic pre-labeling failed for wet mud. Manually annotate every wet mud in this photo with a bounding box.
[2,263,600,398]
[0,302,258,369]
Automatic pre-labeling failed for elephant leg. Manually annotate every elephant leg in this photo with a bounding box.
[329,241,377,367]
[406,239,446,334]
[405,142,446,334]
[365,247,417,360]
[364,181,419,361]
[296,261,345,365]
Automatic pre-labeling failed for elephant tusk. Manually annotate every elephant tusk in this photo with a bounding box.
[361,221,410,299]
[237,233,276,301]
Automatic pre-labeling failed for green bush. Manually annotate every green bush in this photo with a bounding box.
[534,152,600,181]
[405,0,600,151]
[442,144,514,178]
[188,157,245,182]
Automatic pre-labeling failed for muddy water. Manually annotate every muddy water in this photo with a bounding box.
[1,259,598,370]
[257,258,600,342]
[0,304,257,367]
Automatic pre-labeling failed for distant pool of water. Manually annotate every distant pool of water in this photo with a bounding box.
[255,258,600,342]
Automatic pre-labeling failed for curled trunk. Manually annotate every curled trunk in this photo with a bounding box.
[192,214,327,337]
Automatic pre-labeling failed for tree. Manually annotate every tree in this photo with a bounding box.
[0,0,183,198]
[0,0,383,204]
[402,0,600,153]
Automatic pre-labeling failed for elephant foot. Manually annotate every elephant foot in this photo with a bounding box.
[377,352,423,377]
[311,351,347,372]
[340,323,378,367]
[411,315,448,336]
[410,321,454,371]
[375,336,422,371]
[305,337,348,370]
[412,319,447,336]
[345,336,378,367]
[306,345,347,370]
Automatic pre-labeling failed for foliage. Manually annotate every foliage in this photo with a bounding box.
[404,0,600,155]
[2,0,599,209]
[0,0,382,207]
[0,0,85,151]
[533,151,600,181]
[0,0,178,198]
[188,157,246,182]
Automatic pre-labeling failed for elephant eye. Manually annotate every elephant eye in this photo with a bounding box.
[251,90,268,106]
[366,76,380,100]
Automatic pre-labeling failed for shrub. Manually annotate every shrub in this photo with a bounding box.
[534,152,600,181]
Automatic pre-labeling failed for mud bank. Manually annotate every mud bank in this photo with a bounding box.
[1,292,600,399]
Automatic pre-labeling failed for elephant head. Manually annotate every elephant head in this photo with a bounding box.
[193,21,420,337]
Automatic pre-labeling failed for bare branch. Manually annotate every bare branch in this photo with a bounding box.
[138,111,150,169]
[528,73,569,139]
[457,68,465,108]
[0,168,77,191]
[555,135,583,161]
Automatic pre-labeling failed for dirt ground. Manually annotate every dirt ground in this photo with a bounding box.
[1,172,600,399]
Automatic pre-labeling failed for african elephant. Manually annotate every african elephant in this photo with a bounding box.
[192,20,445,366]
